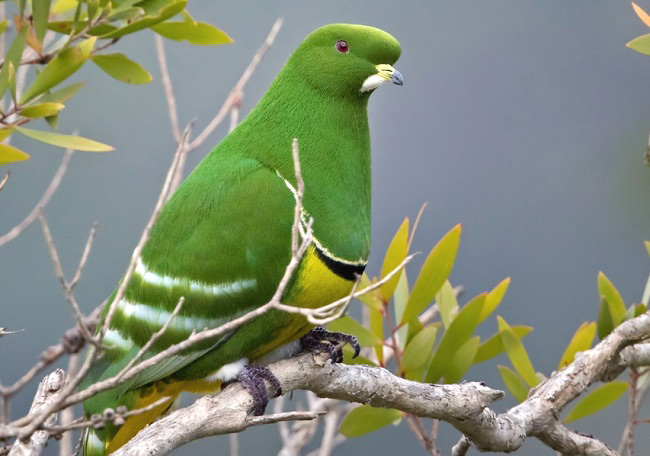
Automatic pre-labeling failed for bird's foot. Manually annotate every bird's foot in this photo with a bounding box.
[236,365,282,415]
[299,326,360,363]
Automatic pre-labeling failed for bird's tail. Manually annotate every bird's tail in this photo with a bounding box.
[81,391,179,455]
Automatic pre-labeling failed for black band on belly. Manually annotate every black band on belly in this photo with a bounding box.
[314,247,366,281]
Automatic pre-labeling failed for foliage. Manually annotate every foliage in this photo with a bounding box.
[0,0,231,165]
[332,215,650,438]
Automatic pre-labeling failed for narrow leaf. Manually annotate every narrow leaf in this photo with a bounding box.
[627,34,650,55]
[369,304,384,364]
[633,2,650,28]
[598,272,626,325]
[37,82,85,104]
[437,280,458,328]
[152,21,232,45]
[564,382,628,423]
[339,406,402,438]
[498,365,529,402]
[597,298,615,340]
[15,126,113,152]
[498,316,538,387]
[33,0,51,44]
[327,316,380,347]
[557,322,596,369]
[480,277,510,323]
[444,336,480,384]
[99,0,187,39]
[21,37,96,103]
[380,218,409,301]
[0,143,29,165]
[91,53,152,84]
[20,102,65,118]
[474,325,533,364]
[402,224,462,324]
[401,325,437,373]
[425,293,485,383]
[0,27,28,100]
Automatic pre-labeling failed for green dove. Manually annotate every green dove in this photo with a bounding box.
[81,23,402,455]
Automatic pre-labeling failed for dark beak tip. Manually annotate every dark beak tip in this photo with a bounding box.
[391,70,404,86]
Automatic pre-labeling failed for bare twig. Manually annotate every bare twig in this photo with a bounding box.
[0,150,73,247]
[155,34,181,144]
[188,17,283,151]
[38,213,95,344]
[0,172,8,193]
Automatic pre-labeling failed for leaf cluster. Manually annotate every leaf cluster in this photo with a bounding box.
[333,215,650,437]
[0,0,231,165]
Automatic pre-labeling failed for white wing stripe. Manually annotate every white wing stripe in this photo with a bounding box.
[136,257,256,297]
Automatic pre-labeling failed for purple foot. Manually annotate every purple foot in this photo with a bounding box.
[299,326,360,363]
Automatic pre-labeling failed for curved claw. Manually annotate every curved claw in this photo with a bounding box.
[300,326,360,362]
[236,365,282,416]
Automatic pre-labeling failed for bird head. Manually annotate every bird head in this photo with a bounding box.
[289,24,402,99]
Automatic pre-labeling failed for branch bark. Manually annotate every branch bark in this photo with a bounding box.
[114,351,503,455]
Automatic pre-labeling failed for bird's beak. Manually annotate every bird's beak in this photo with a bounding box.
[360,64,404,93]
[375,64,404,86]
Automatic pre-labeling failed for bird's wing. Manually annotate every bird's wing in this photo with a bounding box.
[82,156,295,400]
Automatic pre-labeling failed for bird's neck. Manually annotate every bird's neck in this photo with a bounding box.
[220,70,373,262]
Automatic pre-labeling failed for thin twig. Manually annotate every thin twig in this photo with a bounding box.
[0,150,73,247]
[0,172,8,193]
[188,17,283,151]
[38,213,95,344]
[155,35,181,144]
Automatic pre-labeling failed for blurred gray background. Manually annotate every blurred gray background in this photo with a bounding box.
[2,0,650,454]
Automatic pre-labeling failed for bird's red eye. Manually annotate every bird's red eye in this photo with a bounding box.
[335,40,349,53]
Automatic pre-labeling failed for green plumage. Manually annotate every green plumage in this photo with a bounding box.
[81,23,401,455]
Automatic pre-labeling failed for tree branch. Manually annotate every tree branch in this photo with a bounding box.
[114,352,503,455]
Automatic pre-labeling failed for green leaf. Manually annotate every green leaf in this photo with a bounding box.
[152,21,232,45]
[380,218,409,302]
[14,126,113,152]
[425,293,485,383]
[393,271,410,347]
[99,0,187,39]
[564,382,628,423]
[645,241,650,257]
[21,37,96,103]
[401,224,462,324]
[0,27,28,100]
[444,336,480,384]
[47,20,118,36]
[339,406,402,437]
[37,82,85,104]
[498,316,538,387]
[0,21,8,36]
[480,277,510,323]
[0,143,29,165]
[627,34,650,55]
[597,298,615,340]
[557,322,596,370]
[369,304,384,364]
[91,53,152,84]
[635,303,647,317]
[474,325,533,364]
[342,346,376,366]
[598,272,625,326]
[108,6,145,21]
[45,114,59,130]
[498,365,529,402]
[20,102,65,118]
[437,280,458,328]
[327,316,380,347]
[356,274,382,310]
[33,0,51,44]
[401,325,438,373]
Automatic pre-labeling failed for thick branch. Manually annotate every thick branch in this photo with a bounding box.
[114,352,503,455]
